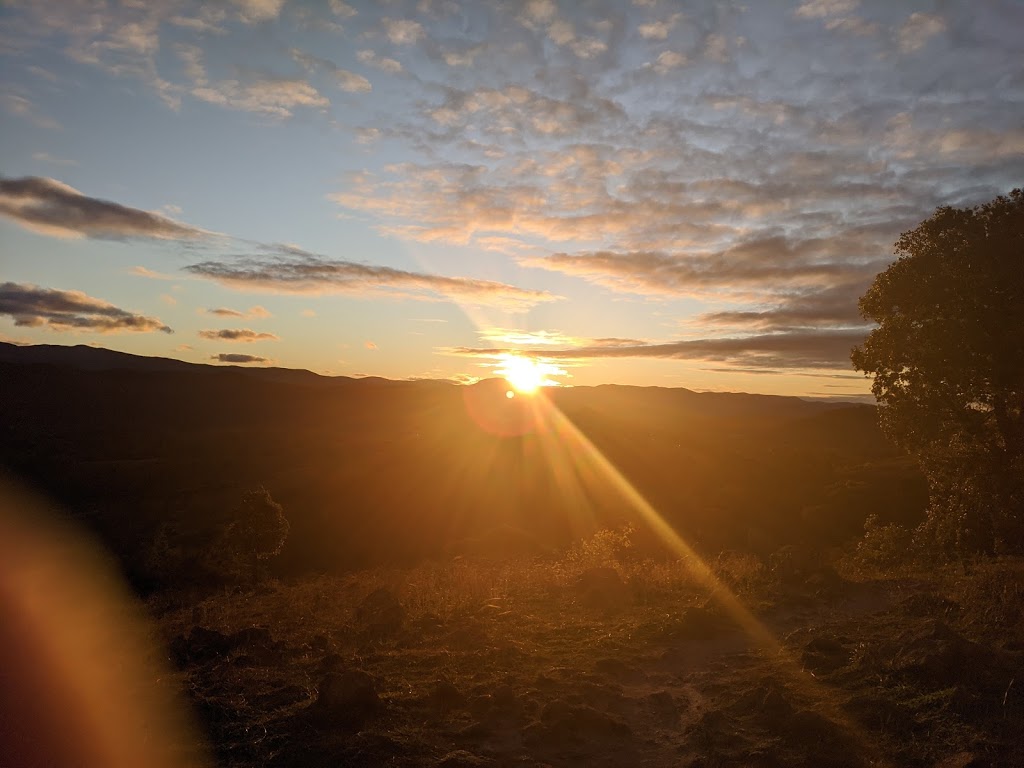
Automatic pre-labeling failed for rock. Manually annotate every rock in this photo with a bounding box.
[730,683,794,727]
[594,657,643,682]
[801,636,850,674]
[308,669,380,727]
[489,684,523,721]
[783,710,853,755]
[845,693,915,732]
[228,626,283,665]
[436,751,495,768]
[769,545,824,585]
[430,679,466,712]
[888,621,990,685]
[574,567,630,609]
[532,701,632,745]
[900,593,961,620]
[646,690,679,726]
[173,627,233,664]
[355,587,405,638]
[253,685,309,711]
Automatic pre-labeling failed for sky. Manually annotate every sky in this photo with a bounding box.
[1,0,1022,398]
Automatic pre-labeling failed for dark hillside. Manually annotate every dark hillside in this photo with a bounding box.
[0,344,927,583]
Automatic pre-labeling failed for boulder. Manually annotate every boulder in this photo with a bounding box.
[355,587,405,638]
[308,669,380,727]
[574,567,630,609]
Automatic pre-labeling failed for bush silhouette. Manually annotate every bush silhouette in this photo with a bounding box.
[214,487,289,583]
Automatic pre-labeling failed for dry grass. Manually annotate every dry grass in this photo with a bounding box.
[151,531,1024,767]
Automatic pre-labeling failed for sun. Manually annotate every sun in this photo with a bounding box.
[496,354,552,394]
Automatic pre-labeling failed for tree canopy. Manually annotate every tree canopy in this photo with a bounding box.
[852,189,1023,553]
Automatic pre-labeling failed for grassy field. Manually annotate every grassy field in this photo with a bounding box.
[150,533,1024,767]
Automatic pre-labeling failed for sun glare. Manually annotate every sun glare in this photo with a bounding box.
[496,354,558,394]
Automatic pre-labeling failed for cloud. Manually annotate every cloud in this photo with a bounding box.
[442,45,485,67]
[522,237,886,300]
[330,1,357,19]
[0,91,59,130]
[651,50,686,74]
[477,327,646,348]
[898,12,945,53]
[364,340,377,350]
[637,13,682,40]
[695,281,871,331]
[382,18,424,45]
[357,50,404,74]
[794,0,859,19]
[703,33,730,63]
[447,329,866,370]
[130,266,179,280]
[204,305,272,319]
[231,0,285,23]
[31,152,78,167]
[824,17,878,37]
[0,282,172,334]
[290,49,371,93]
[191,76,330,118]
[0,176,205,240]
[211,353,269,364]
[198,328,279,342]
[356,127,381,144]
[185,250,561,312]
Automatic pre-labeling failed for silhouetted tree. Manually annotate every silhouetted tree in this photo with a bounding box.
[852,190,1023,554]
[220,487,290,582]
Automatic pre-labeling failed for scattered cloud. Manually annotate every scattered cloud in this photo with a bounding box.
[794,0,859,20]
[382,18,424,45]
[211,353,269,364]
[898,12,946,53]
[356,127,381,144]
[442,45,485,67]
[185,250,562,312]
[231,0,285,24]
[198,328,279,342]
[0,176,206,240]
[290,48,371,93]
[204,305,272,319]
[651,50,686,74]
[447,329,866,370]
[364,340,377,350]
[130,266,179,280]
[31,152,78,167]
[357,50,404,74]
[1,91,60,130]
[522,238,886,300]
[330,1,357,19]
[191,75,330,118]
[637,13,682,40]
[0,282,172,334]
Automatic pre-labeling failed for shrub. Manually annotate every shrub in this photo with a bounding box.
[210,487,290,583]
[855,514,912,568]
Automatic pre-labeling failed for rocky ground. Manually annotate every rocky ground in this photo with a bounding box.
[151,556,1024,767]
